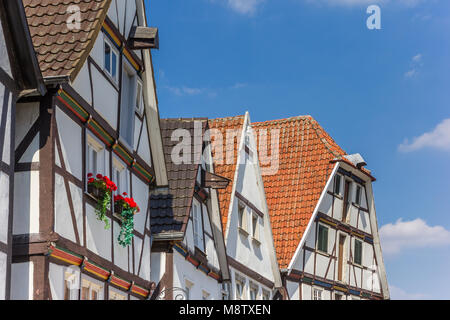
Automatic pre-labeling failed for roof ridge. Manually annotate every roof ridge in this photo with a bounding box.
[208,115,245,122]
[252,115,312,126]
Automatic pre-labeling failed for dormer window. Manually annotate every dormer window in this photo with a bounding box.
[104,37,118,81]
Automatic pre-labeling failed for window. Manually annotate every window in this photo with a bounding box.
[251,214,260,241]
[262,289,271,300]
[313,288,322,300]
[185,280,194,300]
[113,157,129,195]
[120,61,137,147]
[202,290,210,300]
[334,174,341,195]
[354,239,363,266]
[87,134,107,178]
[63,268,79,300]
[355,185,362,206]
[335,293,344,300]
[221,283,231,300]
[192,200,204,251]
[317,224,329,253]
[104,38,118,81]
[238,203,248,233]
[109,288,127,300]
[136,80,144,115]
[80,277,103,300]
[235,276,245,300]
[249,283,258,300]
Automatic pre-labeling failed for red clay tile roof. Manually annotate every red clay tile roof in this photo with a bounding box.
[22,0,111,80]
[252,115,347,269]
[208,116,245,232]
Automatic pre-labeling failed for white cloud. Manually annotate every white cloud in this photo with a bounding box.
[404,53,423,78]
[399,118,450,152]
[389,285,429,300]
[227,0,264,14]
[380,218,450,255]
[303,0,424,7]
[231,82,248,89]
[165,86,204,96]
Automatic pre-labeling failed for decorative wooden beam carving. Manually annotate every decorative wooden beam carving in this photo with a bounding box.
[128,26,159,50]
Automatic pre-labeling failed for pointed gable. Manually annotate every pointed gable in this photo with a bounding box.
[208,115,245,232]
[252,116,348,269]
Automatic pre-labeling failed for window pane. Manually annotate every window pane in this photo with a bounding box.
[104,43,111,73]
[354,240,362,265]
[334,175,341,194]
[318,225,328,253]
[356,186,361,205]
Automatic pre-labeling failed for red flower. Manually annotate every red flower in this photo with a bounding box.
[122,192,128,196]
[88,178,94,184]
[87,173,93,178]
[96,174,103,179]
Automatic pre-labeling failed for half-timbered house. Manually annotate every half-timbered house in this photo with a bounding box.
[10,0,167,300]
[208,113,282,300]
[0,0,46,300]
[253,116,389,300]
[150,119,230,300]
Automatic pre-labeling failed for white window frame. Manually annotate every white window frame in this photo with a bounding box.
[238,202,248,235]
[103,35,119,82]
[316,222,329,255]
[221,282,231,300]
[80,275,104,300]
[313,287,323,300]
[185,279,194,300]
[234,274,246,300]
[135,79,144,116]
[192,199,204,251]
[87,134,107,180]
[112,156,129,196]
[251,212,260,243]
[262,289,271,300]
[353,238,363,267]
[249,282,258,300]
[63,267,80,300]
[109,287,127,300]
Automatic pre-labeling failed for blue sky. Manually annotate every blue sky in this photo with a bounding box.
[145,0,450,299]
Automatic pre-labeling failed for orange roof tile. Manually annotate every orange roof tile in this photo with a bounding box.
[208,115,245,232]
[252,116,347,269]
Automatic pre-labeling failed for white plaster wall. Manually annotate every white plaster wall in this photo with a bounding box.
[301,283,312,300]
[137,119,152,165]
[92,67,119,130]
[124,0,137,38]
[131,173,148,235]
[86,203,111,261]
[0,251,6,300]
[138,234,151,281]
[15,102,39,149]
[107,0,119,28]
[286,280,299,300]
[56,107,83,180]
[133,236,143,275]
[173,251,221,300]
[71,63,92,105]
[133,116,141,150]
[318,193,333,216]
[113,220,129,272]
[0,172,9,243]
[11,262,33,300]
[13,171,39,235]
[150,252,165,284]
[54,173,76,242]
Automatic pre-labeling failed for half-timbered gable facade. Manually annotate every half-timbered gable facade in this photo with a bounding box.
[10,0,166,300]
[209,113,282,300]
[150,119,230,300]
[253,116,389,300]
[0,0,46,300]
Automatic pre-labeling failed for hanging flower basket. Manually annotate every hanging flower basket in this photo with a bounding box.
[87,173,117,229]
[114,192,140,247]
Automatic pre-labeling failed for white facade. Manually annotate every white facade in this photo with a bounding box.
[285,162,389,300]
